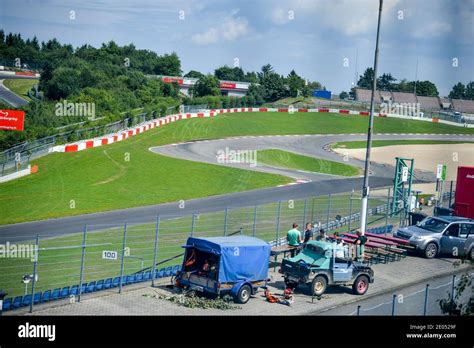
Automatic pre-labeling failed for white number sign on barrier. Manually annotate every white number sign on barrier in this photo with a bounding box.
[102,250,118,260]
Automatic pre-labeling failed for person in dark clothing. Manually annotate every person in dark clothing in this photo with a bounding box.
[316,228,328,242]
[303,222,314,243]
[354,231,368,245]
[354,230,368,261]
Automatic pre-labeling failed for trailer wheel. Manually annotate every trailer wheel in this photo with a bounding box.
[469,248,474,260]
[311,276,327,296]
[352,275,369,295]
[234,284,252,304]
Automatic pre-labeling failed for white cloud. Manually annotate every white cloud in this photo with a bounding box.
[270,8,290,25]
[222,17,249,41]
[411,20,452,39]
[191,16,249,45]
[274,0,400,36]
[192,28,219,45]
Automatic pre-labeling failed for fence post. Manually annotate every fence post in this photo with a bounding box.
[224,208,229,236]
[78,225,88,303]
[276,201,282,246]
[326,194,332,227]
[391,294,397,316]
[29,234,39,314]
[118,223,127,294]
[357,305,361,316]
[151,215,160,287]
[348,192,354,232]
[191,213,196,236]
[385,187,391,235]
[302,198,308,228]
[252,206,257,237]
[451,275,456,300]
[310,198,315,222]
[423,284,429,315]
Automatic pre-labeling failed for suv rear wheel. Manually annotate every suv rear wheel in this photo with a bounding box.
[424,242,438,259]
[311,276,327,296]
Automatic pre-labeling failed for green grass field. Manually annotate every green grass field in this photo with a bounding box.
[3,79,39,102]
[0,193,388,298]
[257,149,361,176]
[332,139,471,149]
[1,111,473,225]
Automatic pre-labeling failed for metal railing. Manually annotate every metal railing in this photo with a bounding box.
[0,186,459,313]
[353,273,472,316]
[0,190,395,312]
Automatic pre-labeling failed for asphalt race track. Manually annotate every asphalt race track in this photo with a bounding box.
[1,133,473,242]
[0,79,29,107]
[0,74,37,107]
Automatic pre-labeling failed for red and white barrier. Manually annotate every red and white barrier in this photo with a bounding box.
[50,107,472,153]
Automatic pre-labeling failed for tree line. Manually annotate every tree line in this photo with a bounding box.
[341,67,474,101]
[0,31,323,150]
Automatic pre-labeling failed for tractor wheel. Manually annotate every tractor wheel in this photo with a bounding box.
[424,243,438,259]
[234,284,252,304]
[311,276,327,297]
[352,275,369,295]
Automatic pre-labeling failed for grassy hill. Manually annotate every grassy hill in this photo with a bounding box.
[1,111,473,225]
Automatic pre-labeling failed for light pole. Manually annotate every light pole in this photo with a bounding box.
[360,0,383,235]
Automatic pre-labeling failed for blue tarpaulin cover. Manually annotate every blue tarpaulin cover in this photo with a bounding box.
[183,236,271,283]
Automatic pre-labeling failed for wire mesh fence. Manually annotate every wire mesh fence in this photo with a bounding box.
[353,273,472,316]
[0,187,457,313]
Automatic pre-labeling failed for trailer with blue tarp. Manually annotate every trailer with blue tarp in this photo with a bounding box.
[175,236,271,303]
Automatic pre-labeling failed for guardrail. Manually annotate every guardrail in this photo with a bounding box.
[0,187,457,314]
[0,190,393,313]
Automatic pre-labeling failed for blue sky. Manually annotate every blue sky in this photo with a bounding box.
[0,0,472,96]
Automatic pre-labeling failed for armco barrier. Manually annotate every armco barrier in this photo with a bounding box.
[48,106,474,154]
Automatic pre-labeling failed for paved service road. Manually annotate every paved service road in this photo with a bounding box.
[317,271,473,316]
[1,133,473,242]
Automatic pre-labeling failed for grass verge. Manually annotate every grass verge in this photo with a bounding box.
[1,111,473,224]
[3,79,38,102]
[257,149,361,176]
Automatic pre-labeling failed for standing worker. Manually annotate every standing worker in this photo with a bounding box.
[354,230,368,261]
[303,222,314,244]
[287,223,302,257]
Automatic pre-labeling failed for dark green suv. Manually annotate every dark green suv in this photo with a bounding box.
[280,240,374,296]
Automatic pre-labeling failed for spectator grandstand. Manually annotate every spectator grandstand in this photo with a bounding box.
[391,91,418,104]
[355,88,473,114]
[379,91,393,102]
[355,88,372,103]
[417,96,441,111]
[451,99,474,114]
[439,97,452,110]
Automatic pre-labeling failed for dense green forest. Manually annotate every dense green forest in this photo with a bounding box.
[0,31,319,151]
